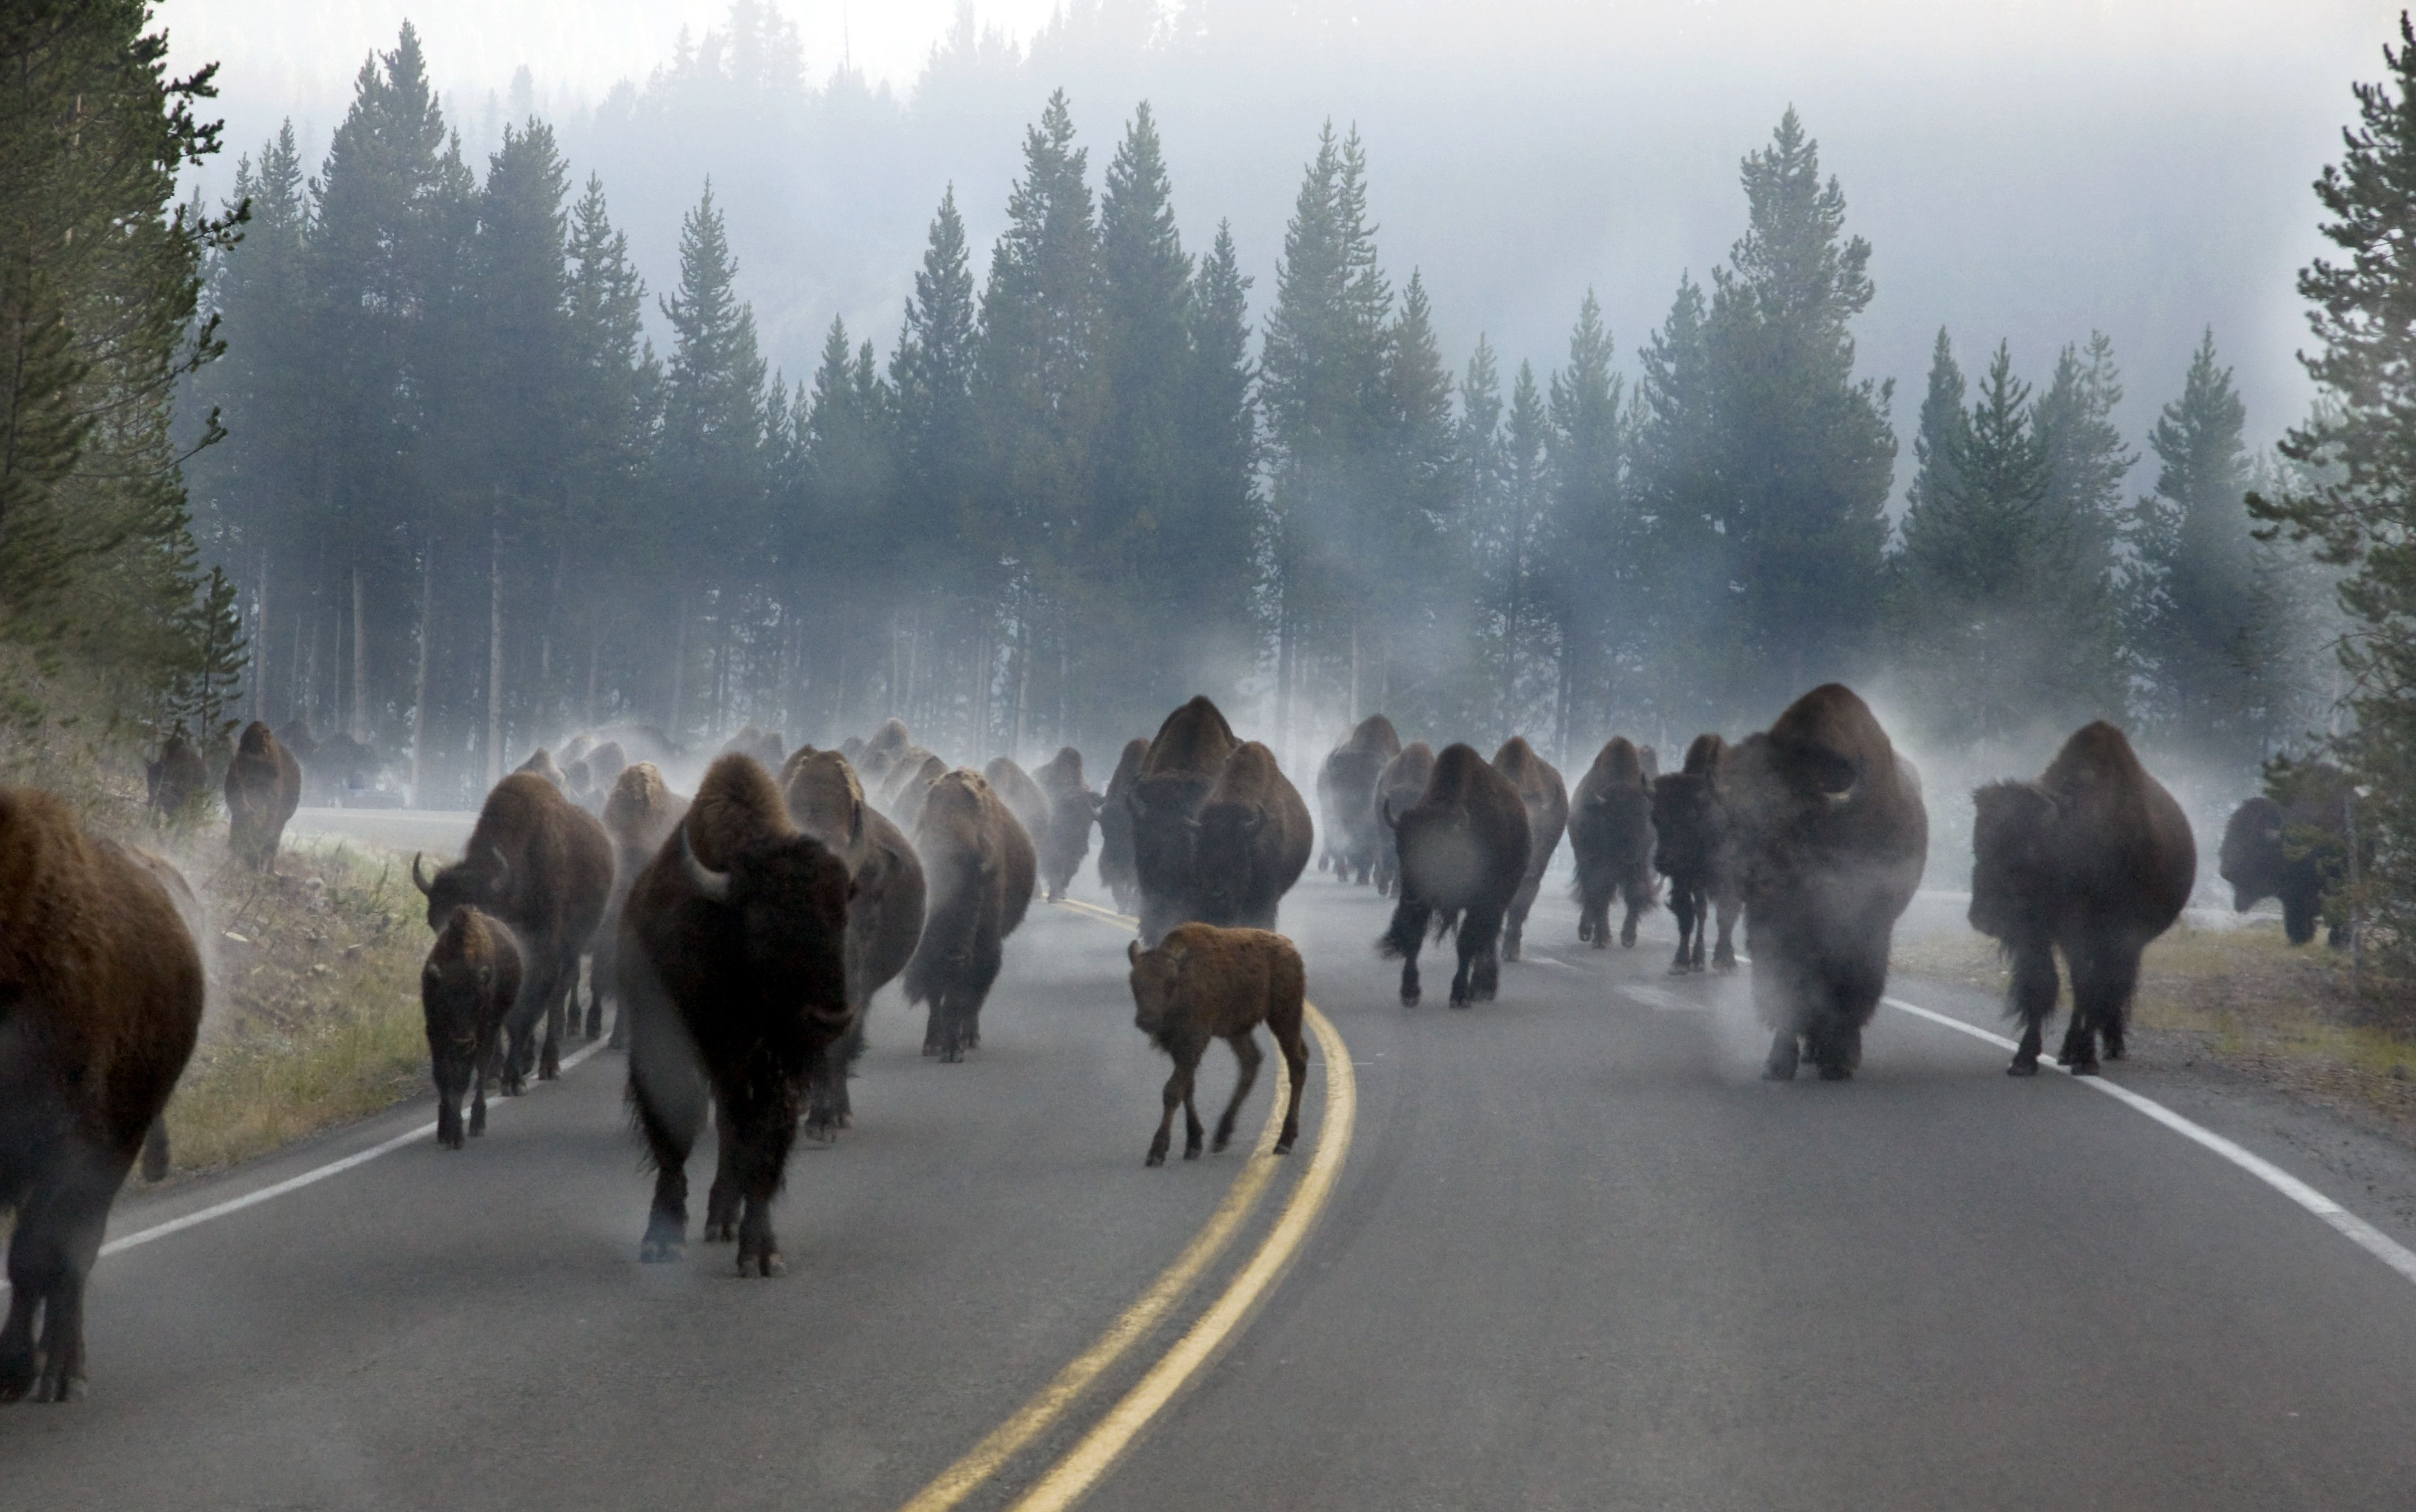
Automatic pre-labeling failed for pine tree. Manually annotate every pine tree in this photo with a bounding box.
[1381,269,1461,726]
[1502,360,1552,733]
[1544,290,1627,757]
[1905,329,1967,526]
[1455,336,1507,727]
[2031,331,2133,712]
[1179,221,1262,695]
[1628,274,1723,735]
[891,185,980,743]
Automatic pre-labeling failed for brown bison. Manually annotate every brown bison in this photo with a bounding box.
[1724,685,1927,1081]
[0,789,205,1401]
[784,749,926,1133]
[1129,697,1242,945]
[1371,742,1435,897]
[1491,737,1568,961]
[1317,715,1403,886]
[888,754,949,835]
[516,747,568,789]
[144,730,208,822]
[594,762,687,1043]
[225,720,302,871]
[859,719,913,784]
[583,740,629,791]
[1097,737,1149,913]
[1379,743,1531,1008]
[2219,761,2354,947]
[1973,723,2197,1076]
[1651,734,1739,973]
[413,773,612,1091]
[421,906,523,1148]
[1570,737,1657,950]
[1033,747,1101,904]
[1191,742,1315,933]
[1125,925,1309,1167]
[879,745,942,811]
[904,770,1036,1061]
[983,756,1052,895]
[619,754,852,1276]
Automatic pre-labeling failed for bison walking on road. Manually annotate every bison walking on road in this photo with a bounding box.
[596,763,687,1043]
[982,757,1052,901]
[905,770,1037,1061]
[1033,747,1101,904]
[1317,715,1401,885]
[225,721,301,871]
[1570,737,1657,951]
[1097,737,1149,913]
[1724,685,1927,1082]
[1130,697,1242,945]
[1125,925,1309,1167]
[1379,744,1531,1008]
[0,790,205,1401]
[1972,722,2197,1076]
[1491,737,1568,961]
[1651,734,1739,973]
[1371,742,1435,897]
[421,907,523,1148]
[1191,742,1314,933]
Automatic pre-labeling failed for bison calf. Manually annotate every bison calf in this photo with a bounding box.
[1126,925,1309,1167]
[421,908,523,1148]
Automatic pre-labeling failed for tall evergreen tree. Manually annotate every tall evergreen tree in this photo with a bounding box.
[1628,274,1723,736]
[1544,290,1627,757]
[2031,330,2133,712]
[1176,221,1263,703]
[890,184,980,741]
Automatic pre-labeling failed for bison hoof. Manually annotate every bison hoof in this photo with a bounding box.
[640,1235,685,1264]
[1183,1145,1202,1161]
[2067,1059,2102,1077]
[1401,990,1421,1008]
[1146,1151,1167,1167]
[702,1220,737,1243]
[1817,1062,1852,1081]
[2006,1059,2040,1077]
[2103,1039,2127,1061]
[740,1250,785,1279]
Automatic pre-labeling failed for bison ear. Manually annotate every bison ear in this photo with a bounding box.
[1163,943,1189,973]
[412,852,434,896]
[1127,939,1142,966]
[1241,810,1266,836]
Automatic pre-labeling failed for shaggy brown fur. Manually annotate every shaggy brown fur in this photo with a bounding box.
[983,757,1052,901]
[144,732,208,821]
[1033,747,1100,903]
[1191,742,1314,934]
[421,908,524,1149]
[1317,715,1403,886]
[1491,737,1568,961]
[516,748,568,789]
[1372,742,1435,897]
[593,763,687,1043]
[1571,737,1658,951]
[225,721,302,871]
[1649,733,1738,973]
[888,754,949,835]
[1097,737,1150,913]
[904,771,1037,1061]
[1379,744,1531,1008]
[1125,924,1309,1166]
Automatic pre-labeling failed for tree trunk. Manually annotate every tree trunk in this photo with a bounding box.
[350,566,368,744]
[411,537,434,807]
[584,624,601,731]
[668,589,689,741]
[252,545,270,724]
[486,509,504,788]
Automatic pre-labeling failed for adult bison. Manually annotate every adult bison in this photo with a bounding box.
[1651,734,1739,973]
[720,725,787,770]
[904,770,1036,1061]
[1371,742,1435,897]
[1317,715,1401,885]
[1191,742,1314,933]
[420,906,523,1148]
[594,763,687,1043]
[225,720,301,871]
[1973,723,2197,1076]
[1379,743,1530,1008]
[1491,737,1568,961]
[888,755,948,834]
[1569,737,1656,950]
[1033,747,1101,904]
[2219,762,2354,946]
[516,747,568,789]
[1723,685,1927,1082]
[784,749,925,1133]
[1097,737,1149,913]
[0,789,205,1401]
[1129,697,1241,945]
[983,755,1052,895]
[619,754,852,1276]
[413,773,612,1091]
[144,730,208,822]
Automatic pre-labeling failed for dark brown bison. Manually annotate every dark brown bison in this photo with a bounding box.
[0,790,205,1401]
[1129,697,1242,945]
[1724,685,1927,1082]
[721,725,787,770]
[1379,744,1531,1008]
[983,756,1052,891]
[785,749,926,1133]
[904,770,1036,1061]
[1191,742,1315,933]
[1097,737,1149,913]
[421,906,523,1148]
[1973,723,2197,1076]
[225,721,302,871]
[595,762,687,1043]
[1033,747,1100,903]
[880,745,942,811]
[1372,742,1435,897]
[1651,734,1739,973]
[516,747,568,789]
[1317,715,1403,886]
[888,754,949,835]
[860,718,913,783]
[2219,761,2354,947]
[1570,737,1657,950]
[1125,925,1309,1167]
[144,731,208,822]
[1491,737,1568,961]
[583,739,629,791]
[619,754,852,1276]
[413,773,612,1092]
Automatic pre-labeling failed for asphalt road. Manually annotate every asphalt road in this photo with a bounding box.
[10,819,2416,1510]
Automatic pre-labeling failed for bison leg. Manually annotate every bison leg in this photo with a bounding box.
[1273,1021,1309,1156]
[0,1174,112,1403]
[629,1030,708,1265]
[1382,898,1431,1006]
[1620,882,1646,950]
[1214,1031,1263,1154]
[1762,1028,1801,1082]
[1502,875,1539,962]
[1147,1057,1196,1167]
[726,1075,800,1279]
[2283,887,2320,947]
[704,1105,743,1242]
[1668,885,1698,973]
[2063,936,2140,1074]
[537,949,572,1082]
[1464,904,1506,1005]
[1711,891,1740,973]
[469,1025,494,1138]
[2004,938,2059,1076]
[1182,1071,1206,1161]
[805,1018,864,1140]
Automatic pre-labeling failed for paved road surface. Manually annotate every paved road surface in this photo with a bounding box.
[8,827,2416,1510]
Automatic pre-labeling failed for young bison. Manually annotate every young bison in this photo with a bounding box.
[1125,925,1309,1167]
[421,907,524,1148]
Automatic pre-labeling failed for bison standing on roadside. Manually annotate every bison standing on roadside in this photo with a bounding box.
[1125,925,1309,1167]
[413,773,612,1092]
[1491,737,1568,961]
[1379,744,1531,1008]
[145,731,208,822]
[620,754,852,1276]
[594,763,687,1043]
[905,770,1036,1061]
[0,789,205,1402]
[2219,762,2354,947]
[1570,737,1657,950]
[784,750,925,1133]
[1033,748,1101,903]
[1724,685,1927,1082]
[1191,742,1314,934]
[1973,722,2197,1076]
[421,907,524,1148]
[1651,734,1739,973]
[1372,742,1435,897]
[225,721,302,872]
[1129,697,1242,945]
[1097,737,1149,913]
[1317,715,1402,885]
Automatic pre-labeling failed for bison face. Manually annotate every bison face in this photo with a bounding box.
[685,832,852,1009]
[413,848,508,932]
[1969,782,2057,941]
[2217,798,2287,911]
[1189,805,1266,920]
[1127,936,1189,1042]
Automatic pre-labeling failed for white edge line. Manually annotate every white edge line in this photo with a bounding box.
[1881,995,2416,1288]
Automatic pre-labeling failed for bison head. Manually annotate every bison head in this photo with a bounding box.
[1127,935,1190,1043]
[1189,802,1267,922]
[680,827,853,1009]
[1968,781,2057,941]
[413,845,511,932]
[2217,796,2288,911]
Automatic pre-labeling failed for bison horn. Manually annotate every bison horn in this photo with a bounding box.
[1127,939,1142,966]
[680,827,732,903]
[411,852,434,896]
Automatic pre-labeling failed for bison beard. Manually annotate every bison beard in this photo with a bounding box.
[620,755,853,1277]
[1189,742,1314,934]
[421,907,524,1148]
[1649,734,1738,973]
[1126,925,1309,1167]
[1571,736,1659,952]
[1490,737,1568,961]
[0,790,205,1402]
[225,720,302,871]
[904,771,1036,1061]
[1724,685,1927,1082]
[1378,744,1530,1009]
[1316,715,1401,886]
[1971,722,2196,1077]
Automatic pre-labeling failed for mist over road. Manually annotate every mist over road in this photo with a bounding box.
[9,848,2416,1509]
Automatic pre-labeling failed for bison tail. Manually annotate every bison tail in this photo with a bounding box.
[1432,909,1461,944]
[141,1118,171,1182]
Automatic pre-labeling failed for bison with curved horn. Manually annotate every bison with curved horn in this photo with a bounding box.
[1317,715,1401,885]
[1491,737,1568,961]
[1972,722,2196,1076]
[905,770,1037,1061]
[1033,747,1102,904]
[1379,744,1530,1008]
[1651,734,1739,973]
[1190,742,1314,933]
[1569,737,1657,950]
[1097,737,1149,913]
[1723,685,1927,1082]
[1129,697,1241,945]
